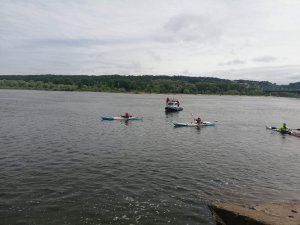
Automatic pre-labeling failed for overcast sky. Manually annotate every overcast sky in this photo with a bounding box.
[1,0,300,84]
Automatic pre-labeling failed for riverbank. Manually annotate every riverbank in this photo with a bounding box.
[209,201,300,225]
[1,74,299,97]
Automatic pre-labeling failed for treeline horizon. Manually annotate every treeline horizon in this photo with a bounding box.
[0,74,299,97]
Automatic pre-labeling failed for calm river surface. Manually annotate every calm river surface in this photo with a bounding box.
[0,90,300,225]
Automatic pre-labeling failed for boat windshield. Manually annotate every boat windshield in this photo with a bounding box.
[167,101,178,106]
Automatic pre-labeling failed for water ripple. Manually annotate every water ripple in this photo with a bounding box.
[1,90,300,224]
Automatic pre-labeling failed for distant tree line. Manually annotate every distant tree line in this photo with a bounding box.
[0,75,299,97]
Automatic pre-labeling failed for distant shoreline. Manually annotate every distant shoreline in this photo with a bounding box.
[0,75,299,98]
[1,87,300,100]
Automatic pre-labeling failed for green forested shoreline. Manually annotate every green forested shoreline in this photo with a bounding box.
[0,75,299,97]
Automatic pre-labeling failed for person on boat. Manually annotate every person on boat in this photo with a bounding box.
[123,112,130,119]
[166,97,170,103]
[177,100,180,107]
[195,117,202,125]
[279,123,289,133]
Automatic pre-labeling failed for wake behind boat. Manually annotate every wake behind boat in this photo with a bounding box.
[173,121,215,127]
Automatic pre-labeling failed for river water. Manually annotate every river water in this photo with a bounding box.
[0,90,299,225]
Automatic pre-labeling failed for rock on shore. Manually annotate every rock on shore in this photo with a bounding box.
[209,201,300,225]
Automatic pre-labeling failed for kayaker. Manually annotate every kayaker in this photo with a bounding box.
[195,117,202,125]
[279,123,289,133]
[123,112,130,119]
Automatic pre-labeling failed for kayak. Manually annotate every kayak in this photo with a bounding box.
[173,121,215,127]
[266,126,300,137]
[101,116,143,121]
[266,126,290,134]
[290,130,300,137]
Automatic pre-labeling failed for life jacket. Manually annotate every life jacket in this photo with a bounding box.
[279,124,288,132]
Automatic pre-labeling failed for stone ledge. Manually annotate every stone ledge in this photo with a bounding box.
[208,201,300,225]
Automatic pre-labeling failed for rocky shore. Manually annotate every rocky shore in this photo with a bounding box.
[209,201,300,225]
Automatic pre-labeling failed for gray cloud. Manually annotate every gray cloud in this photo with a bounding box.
[89,60,142,75]
[164,14,204,32]
[252,56,277,63]
[163,14,223,42]
[1,0,300,84]
[181,70,193,76]
[20,37,148,49]
[147,50,161,62]
[287,74,300,82]
[210,65,300,84]
[219,59,247,66]
[151,35,176,44]
[30,38,104,48]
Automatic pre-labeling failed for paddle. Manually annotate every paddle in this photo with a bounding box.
[190,113,201,128]
[190,113,195,120]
